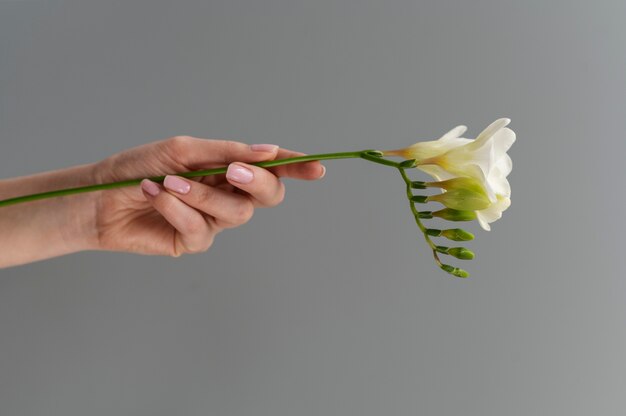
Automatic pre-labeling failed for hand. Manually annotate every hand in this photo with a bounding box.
[92,136,325,257]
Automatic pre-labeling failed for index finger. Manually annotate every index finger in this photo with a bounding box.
[163,136,280,169]
[266,148,326,180]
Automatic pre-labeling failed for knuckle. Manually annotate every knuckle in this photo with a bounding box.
[167,135,194,152]
[195,184,217,205]
[222,140,238,163]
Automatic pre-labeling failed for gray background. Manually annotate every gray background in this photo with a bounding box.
[1,1,625,415]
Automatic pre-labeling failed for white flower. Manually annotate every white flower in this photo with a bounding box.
[384,118,515,230]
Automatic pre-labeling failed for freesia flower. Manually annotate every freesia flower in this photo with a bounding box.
[385,118,515,231]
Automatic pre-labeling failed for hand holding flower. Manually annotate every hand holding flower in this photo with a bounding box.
[0,119,515,277]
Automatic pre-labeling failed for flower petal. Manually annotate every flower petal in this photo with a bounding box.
[471,118,510,149]
[475,196,511,231]
[491,127,516,157]
[439,125,468,141]
[417,165,457,181]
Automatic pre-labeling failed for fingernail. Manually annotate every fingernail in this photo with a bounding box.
[320,165,326,178]
[250,144,279,152]
[141,179,161,196]
[164,175,191,194]
[226,164,254,184]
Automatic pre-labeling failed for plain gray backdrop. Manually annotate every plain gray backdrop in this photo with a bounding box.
[1,1,625,415]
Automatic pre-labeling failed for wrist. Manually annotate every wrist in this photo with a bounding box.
[0,163,100,267]
[50,163,101,253]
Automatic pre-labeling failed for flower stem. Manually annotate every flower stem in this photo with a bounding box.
[0,150,397,208]
[397,167,443,267]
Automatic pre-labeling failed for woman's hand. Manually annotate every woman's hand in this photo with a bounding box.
[0,136,324,268]
[92,136,325,257]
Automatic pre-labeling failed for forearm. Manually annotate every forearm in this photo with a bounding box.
[0,164,99,268]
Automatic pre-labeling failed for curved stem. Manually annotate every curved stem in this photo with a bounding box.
[0,150,396,208]
[397,167,443,267]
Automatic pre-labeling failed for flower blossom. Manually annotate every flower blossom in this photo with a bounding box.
[384,118,515,230]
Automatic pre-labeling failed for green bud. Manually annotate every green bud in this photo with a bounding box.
[418,211,433,219]
[428,188,490,211]
[425,177,491,210]
[440,228,474,241]
[432,208,476,222]
[451,268,470,278]
[411,195,428,203]
[447,247,475,260]
[399,159,417,168]
[411,181,427,189]
[425,228,442,237]
[440,264,469,278]
[427,177,486,192]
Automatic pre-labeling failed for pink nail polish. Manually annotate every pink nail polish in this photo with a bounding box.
[141,179,161,196]
[250,144,279,152]
[226,164,254,184]
[164,175,191,194]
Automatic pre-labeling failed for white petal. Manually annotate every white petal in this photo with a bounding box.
[417,165,457,181]
[448,137,496,180]
[494,153,513,178]
[472,118,511,148]
[486,155,512,197]
[439,125,468,141]
[488,175,511,197]
[477,214,491,231]
[491,127,516,157]
[475,196,511,231]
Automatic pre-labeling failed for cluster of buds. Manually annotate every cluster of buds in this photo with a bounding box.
[383,118,516,277]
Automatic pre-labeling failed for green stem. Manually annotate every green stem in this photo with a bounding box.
[397,167,443,267]
[0,150,398,208]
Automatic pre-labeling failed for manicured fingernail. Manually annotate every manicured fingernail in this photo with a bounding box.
[226,164,254,184]
[250,144,279,152]
[141,179,161,196]
[164,175,191,194]
[320,165,326,178]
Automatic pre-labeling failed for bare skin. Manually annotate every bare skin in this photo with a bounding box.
[0,136,325,268]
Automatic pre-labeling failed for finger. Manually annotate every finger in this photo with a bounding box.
[140,179,213,255]
[163,136,280,168]
[224,162,285,208]
[266,148,326,180]
[162,175,255,227]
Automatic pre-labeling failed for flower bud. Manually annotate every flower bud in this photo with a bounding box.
[426,177,491,211]
[432,208,476,222]
[428,189,490,211]
[440,228,474,241]
[440,264,470,278]
[451,268,470,278]
[427,177,484,192]
[448,247,475,260]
